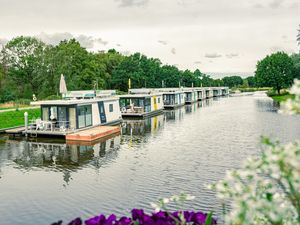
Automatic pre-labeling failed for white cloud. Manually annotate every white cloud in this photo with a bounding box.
[226,53,239,58]
[205,53,222,58]
[115,0,149,7]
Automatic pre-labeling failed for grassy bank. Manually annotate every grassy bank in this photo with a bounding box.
[270,94,295,103]
[230,87,271,93]
[0,108,41,129]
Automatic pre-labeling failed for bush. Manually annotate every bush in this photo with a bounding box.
[44,95,62,100]
[0,89,16,103]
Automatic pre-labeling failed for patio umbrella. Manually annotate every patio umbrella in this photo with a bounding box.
[59,74,67,94]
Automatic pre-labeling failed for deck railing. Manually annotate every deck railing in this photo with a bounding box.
[28,119,72,132]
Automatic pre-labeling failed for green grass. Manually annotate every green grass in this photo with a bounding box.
[271,94,295,103]
[0,108,41,129]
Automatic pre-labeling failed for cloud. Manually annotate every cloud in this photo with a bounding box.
[96,38,108,45]
[115,0,149,7]
[194,61,202,64]
[158,40,168,45]
[269,0,284,9]
[270,46,294,53]
[205,53,222,58]
[36,32,73,45]
[76,35,96,49]
[121,50,131,55]
[171,48,176,54]
[116,43,122,47]
[226,53,239,58]
[35,32,108,49]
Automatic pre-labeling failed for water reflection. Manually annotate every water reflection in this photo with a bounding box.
[121,114,165,136]
[1,93,300,225]
[164,108,184,121]
[1,135,121,186]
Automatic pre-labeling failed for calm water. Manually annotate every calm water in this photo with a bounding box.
[1,93,300,225]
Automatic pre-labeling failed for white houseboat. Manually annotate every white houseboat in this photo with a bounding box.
[156,88,185,109]
[119,89,164,118]
[204,88,213,98]
[183,88,198,104]
[194,88,204,101]
[28,90,122,137]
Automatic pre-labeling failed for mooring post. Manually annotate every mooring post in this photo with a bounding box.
[24,112,28,137]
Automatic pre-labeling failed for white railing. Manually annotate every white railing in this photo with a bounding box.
[29,119,71,132]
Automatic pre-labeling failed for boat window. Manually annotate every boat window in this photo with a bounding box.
[42,107,49,121]
[109,104,113,112]
[50,106,57,120]
[158,98,160,103]
[78,105,92,128]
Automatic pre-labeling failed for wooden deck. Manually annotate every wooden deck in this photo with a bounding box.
[66,126,120,142]
[5,126,25,136]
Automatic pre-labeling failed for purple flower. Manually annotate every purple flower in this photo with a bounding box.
[85,214,106,225]
[183,211,194,222]
[55,209,217,225]
[51,221,63,225]
[115,216,132,225]
[68,218,82,225]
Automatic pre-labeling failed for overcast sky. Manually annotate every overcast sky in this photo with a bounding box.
[0,0,299,75]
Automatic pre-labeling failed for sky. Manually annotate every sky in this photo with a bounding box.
[0,0,299,76]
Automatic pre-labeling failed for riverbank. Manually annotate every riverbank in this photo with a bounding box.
[0,108,40,129]
[230,87,271,93]
[270,94,295,103]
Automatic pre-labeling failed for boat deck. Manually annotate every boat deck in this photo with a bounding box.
[5,126,26,136]
[66,126,120,142]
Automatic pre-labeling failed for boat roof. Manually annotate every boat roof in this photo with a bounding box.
[120,93,162,98]
[31,96,119,106]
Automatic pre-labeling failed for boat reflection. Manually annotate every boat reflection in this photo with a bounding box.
[13,135,121,171]
[164,107,184,121]
[121,114,165,136]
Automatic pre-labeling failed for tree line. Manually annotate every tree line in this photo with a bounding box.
[1,32,299,103]
[0,36,256,103]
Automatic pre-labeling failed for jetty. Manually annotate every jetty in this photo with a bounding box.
[66,126,120,142]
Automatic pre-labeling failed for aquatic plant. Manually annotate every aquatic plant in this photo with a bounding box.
[209,80,300,224]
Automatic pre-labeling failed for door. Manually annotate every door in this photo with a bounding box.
[153,96,157,110]
[58,107,68,128]
[69,108,76,129]
[98,101,107,124]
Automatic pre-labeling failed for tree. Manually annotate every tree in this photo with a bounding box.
[255,52,294,94]
[222,76,243,88]
[245,76,257,87]
[291,53,300,79]
[3,36,47,98]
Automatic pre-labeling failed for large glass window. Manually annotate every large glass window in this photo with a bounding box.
[78,105,92,128]
[144,97,151,112]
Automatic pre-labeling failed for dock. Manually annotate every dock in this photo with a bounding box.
[66,126,120,142]
[5,126,25,136]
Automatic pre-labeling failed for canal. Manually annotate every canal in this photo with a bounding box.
[0,93,300,225]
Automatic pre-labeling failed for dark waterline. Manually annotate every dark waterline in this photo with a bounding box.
[1,93,300,225]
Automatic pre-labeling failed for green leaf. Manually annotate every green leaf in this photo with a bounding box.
[204,212,213,225]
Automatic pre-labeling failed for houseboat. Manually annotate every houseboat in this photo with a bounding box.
[28,90,122,137]
[156,88,185,109]
[204,88,213,98]
[195,88,204,101]
[221,87,229,96]
[119,89,164,118]
[183,88,198,104]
